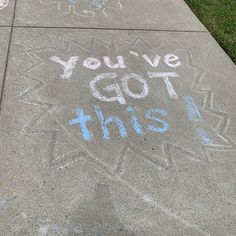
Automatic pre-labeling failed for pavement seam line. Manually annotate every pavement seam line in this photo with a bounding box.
[0,0,18,112]
[12,25,208,33]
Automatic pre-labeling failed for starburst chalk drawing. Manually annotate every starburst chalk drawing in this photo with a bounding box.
[16,34,236,236]
[18,35,235,172]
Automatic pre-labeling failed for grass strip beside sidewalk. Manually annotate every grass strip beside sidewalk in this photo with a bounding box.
[185,0,236,64]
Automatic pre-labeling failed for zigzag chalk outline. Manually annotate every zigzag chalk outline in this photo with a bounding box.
[17,35,236,236]
[18,36,235,173]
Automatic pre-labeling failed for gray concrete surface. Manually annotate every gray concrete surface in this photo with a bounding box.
[0,0,15,25]
[14,0,206,30]
[0,27,10,96]
[0,1,236,236]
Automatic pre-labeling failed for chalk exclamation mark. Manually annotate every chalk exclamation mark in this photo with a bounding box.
[183,96,213,145]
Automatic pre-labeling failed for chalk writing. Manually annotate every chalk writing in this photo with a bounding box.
[89,72,180,105]
[20,37,234,228]
[50,53,181,104]
[87,0,108,10]
[142,55,161,68]
[40,0,122,17]
[148,72,179,99]
[50,56,79,80]
[48,51,214,143]
[121,73,149,100]
[83,57,101,70]
[127,106,143,136]
[94,105,128,140]
[47,50,218,148]
[184,96,202,121]
[0,0,8,10]
[145,108,169,133]
[184,96,214,145]
[69,108,93,141]
[197,128,213,145]
[90,73,127,105]
[69,106,169,140]
[103,56,126,69]
[50,53,180,72]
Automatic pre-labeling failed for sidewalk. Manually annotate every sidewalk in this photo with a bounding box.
[0,0,235,235]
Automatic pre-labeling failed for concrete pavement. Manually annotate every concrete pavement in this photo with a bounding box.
[0,0,235,235]
[15,0,206,30]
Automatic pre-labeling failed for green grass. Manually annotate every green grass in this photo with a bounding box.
[185,0,236,64]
